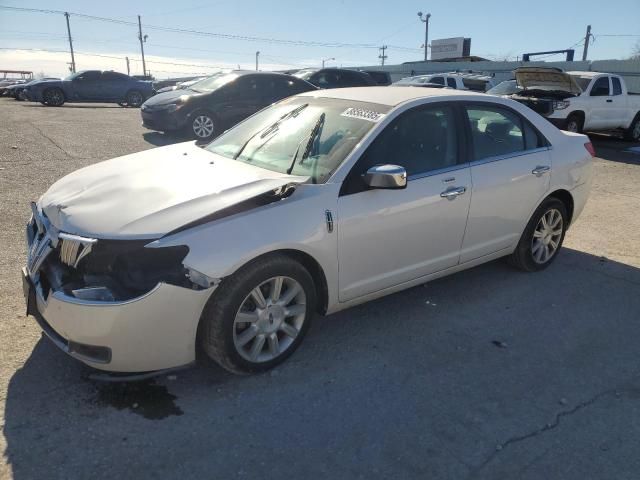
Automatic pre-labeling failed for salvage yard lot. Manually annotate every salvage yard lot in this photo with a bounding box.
[1,98,639,479]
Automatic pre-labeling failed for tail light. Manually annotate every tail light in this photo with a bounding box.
[584,142,596,157]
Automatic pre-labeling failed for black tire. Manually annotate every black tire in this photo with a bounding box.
[508,197,568,272]
[624,114,640,142]
[43,88,64,107]
[565,113,583,134]
[199,254,316,374]
[125,90,144,108]
[189,110,217,141]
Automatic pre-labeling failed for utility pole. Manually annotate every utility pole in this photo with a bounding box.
[255,51,260,71]
[417,11,431,62]
[379,45,388,66]
[582,25,592,61]
[126,56,130,76]
[137,15,147,77]
[64,12,76,73]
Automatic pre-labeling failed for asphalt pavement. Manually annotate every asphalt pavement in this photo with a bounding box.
[1,99,639,479]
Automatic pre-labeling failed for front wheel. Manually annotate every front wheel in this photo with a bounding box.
[565,114,583,134]
[190,112,216,141]
[508,197,568,272]
[43,88,64,107]
[199,255,316,374]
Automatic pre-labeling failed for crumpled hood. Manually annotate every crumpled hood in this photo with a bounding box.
[515,67,582,94]
[38,142,306,239]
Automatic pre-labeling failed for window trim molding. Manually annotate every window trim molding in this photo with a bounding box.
[468,146,552,168]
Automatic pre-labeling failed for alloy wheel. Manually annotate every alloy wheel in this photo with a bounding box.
[128,92,143,107]
[233,276,306,363]
[192,115,214,139]
[46,90,63,106]
[531,208,563,264]
[633,121,640,141]
[566,120,579,133]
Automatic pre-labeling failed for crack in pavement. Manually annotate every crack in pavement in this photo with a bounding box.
[28,122,75,158]
[468,386,628,478]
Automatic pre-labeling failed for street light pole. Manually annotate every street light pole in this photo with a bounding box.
[417,11,431,62]
[322,57,335,68]
[64,12,76,73]
[137,15,147,77]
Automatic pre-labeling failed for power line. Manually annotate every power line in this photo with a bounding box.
[0,5,421,51]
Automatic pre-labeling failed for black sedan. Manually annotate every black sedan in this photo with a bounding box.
[140,71,317,141]
[292,68,377,89]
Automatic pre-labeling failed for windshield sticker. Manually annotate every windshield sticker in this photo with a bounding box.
[341,107,385,122]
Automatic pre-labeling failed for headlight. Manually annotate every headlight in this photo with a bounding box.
[553,100,570,110]
[166,103,184,113]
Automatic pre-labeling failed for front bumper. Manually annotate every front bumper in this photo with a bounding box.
[22,267,215,373]
[141,108,188,132]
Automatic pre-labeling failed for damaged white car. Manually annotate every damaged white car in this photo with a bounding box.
[23,87,593,376]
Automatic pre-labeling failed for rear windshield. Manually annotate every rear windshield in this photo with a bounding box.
[206,96,390,184]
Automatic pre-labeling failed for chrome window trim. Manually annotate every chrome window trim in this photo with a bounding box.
[468,146,552,168]
[407,163,470,182]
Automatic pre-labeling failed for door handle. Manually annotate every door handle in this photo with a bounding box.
[440,186,466,200]
[606,99,613,103]
[532,165,551,176]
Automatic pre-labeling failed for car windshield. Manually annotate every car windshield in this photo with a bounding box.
[292,70,316,81]
[206,96,390,184]
[570,75,591,92]
[189,73,237,92]
[487,80,521,95]
[64,72,83,81]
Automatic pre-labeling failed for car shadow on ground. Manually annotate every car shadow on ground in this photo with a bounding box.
[4,248,640,478]
[589,133,640,165]
[142,131,186,147]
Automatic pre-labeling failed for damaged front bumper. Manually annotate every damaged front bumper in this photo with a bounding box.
[23,206,218,373]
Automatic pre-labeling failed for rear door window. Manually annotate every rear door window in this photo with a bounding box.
[446,78,457,89]
[465,106,527,160]
[430,76,445,85]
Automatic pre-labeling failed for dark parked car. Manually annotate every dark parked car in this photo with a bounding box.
[141,71,317,140]
[292,68,377,89]
[360,70,392,86]
[7,78,59,100]
[24,70,154,107]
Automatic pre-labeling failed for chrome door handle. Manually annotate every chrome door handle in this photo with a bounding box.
[532,165,551,176]
[440,186,466,199]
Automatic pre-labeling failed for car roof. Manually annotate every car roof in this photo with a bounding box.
[297,86,483,106]
[565,71,600,77]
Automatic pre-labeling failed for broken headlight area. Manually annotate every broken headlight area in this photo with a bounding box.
[39,241,196,302]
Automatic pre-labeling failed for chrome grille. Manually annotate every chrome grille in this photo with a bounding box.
[59,233,97,268]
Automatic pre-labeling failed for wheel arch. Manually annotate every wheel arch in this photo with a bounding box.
[546,189,575,226]
[215,249,329,316]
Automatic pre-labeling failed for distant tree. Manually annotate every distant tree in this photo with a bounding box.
[631,41,640,60]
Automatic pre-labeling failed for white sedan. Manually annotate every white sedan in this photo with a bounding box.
[23,87,593,376]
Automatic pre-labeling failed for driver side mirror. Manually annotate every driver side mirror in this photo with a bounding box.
[363,164,407,189]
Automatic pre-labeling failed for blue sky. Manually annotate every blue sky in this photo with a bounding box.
[1,0,638,78]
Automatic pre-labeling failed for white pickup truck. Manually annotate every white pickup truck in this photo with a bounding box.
[511,67,640,141]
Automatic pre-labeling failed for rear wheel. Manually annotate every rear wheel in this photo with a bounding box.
[43,88,64,107]
[508,197,568,272]
[624,114,640,142]
[565,114,583,133]
[199,255,316,374]
[125,90,144,108]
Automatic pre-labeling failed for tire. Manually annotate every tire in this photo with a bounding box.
[199,254,316,374]
[189,111,216,141]
[43,88,64,107]
[565,113,583,134]
[125,90,144,108]
[508,197,568,272]
[624,114,640,142]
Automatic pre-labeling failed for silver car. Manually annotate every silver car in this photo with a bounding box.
[23,87,594,376]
